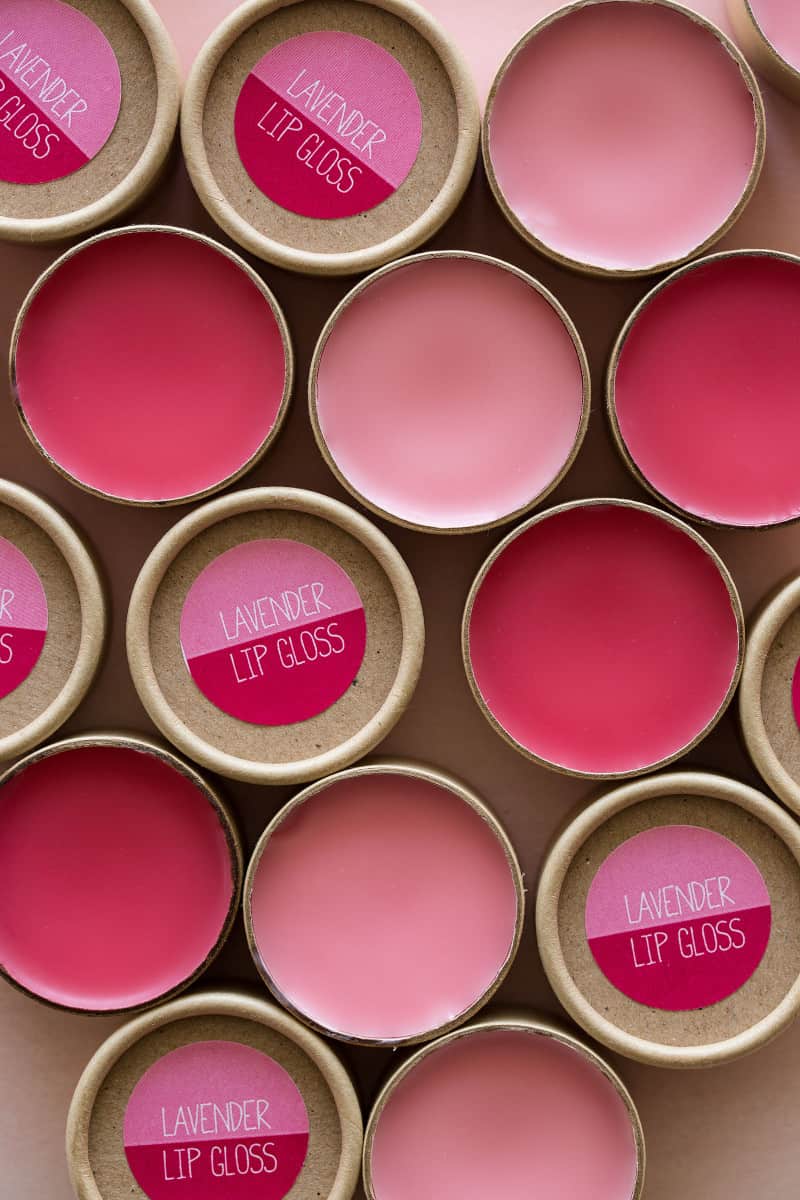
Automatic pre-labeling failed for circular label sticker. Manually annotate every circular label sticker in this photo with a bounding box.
[234,31,422,219]
[585,825,771,1011]
[0,536,47,700]
[0,0,121,185]
[791,655,800,730]
[124,1041,309,1200]
[180,539,367,726]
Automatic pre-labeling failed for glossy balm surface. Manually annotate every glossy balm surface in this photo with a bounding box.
[467,504,740,775]
[13,231,288,503]
[314,256,585,530]
[249,772,519,1041]
[369,1029,639,1200]
[486,1,759,272]
[613,254,800,527]
[0,745,235,1010]
[751,0,800,68]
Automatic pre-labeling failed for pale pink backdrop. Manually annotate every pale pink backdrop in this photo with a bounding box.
[2,1,800,1197]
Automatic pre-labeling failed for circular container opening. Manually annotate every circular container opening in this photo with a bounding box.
[367,1026,641,1200]
[484,0,762,275]
[611,252,800,528]
[312,255,588,532]
[465,502,742,777]
[749,0,800,71]
[246,768,521,1043]
[0,741,239,1011]
[12,228,291,504]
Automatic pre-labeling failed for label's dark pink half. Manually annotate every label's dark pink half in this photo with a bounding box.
[125,1133,309,1200]
[0,75,88,182]
[791,655,800,730]
[0,626,46,699]
[186,607,367,725]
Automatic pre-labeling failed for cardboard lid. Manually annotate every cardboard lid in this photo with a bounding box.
[126,487,424,785]
[0,479,105,761]
[536,771,800,1067]
[0,0,180,243]
[181,0,479,275]
[66,988,363,1200]
[727,0,800,103]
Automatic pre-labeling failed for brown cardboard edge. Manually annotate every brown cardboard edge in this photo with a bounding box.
[727,0,800,103]
[607,247,800,531]
[535,769,800,1067]
[65,987,364,1200]
[0,479,106,761]
[126,487,425,784]
[0,731,244,1014]
[9,224,294,508]
[0,0,181,244]
[242,758,526,1046]
[461,497,745,779]
[361,1009,646,1198]
[308,251,591,533]
[180,0,480,276]
[481,0,766,280]
[739,572,800,815]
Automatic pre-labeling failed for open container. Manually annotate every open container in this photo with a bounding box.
[127,488,424,784]
[608,250,800,529]
[728,0,800,102]
[310,252,590,533]
[463,498,743,779]
[739,572,800,816]
[482,0,765,277]
[0,479,105,761]
[181,0,479,275]
[67,988,362,1200]
[10,225,293,506]
[363,1011,645,1200]
[537,770,800,1068]
[0,732,242,1014]
[244,760,524,1046]
[0,0,180,243]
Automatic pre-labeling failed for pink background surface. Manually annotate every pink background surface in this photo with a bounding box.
[3,0,800,1197]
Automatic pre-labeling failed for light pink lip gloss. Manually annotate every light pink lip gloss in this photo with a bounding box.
[245,763,523,1045]
[464,500,743,778]
[0,735,241,1013]
[483,0,763,276]
[610,251,800,528]
[311,253,588,532]
[365,1017,644,1200]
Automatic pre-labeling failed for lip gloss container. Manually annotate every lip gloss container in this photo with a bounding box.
[728,0,800,102]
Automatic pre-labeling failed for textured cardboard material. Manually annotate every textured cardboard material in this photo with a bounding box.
[462,497,745,779]
[482,0,766,279]
[308,250,592,534]
[740,572,800,814]
[243,758,526,1046]
[127,488,424,785]
[9,225,294,507]
[0,480,105,760]
[0,731,243,1013]
[66,989,363,1200]
[536,771,800,1068]
[362,1009,646,1199]
[181,0,479,275]
[727,0,800,103]
[0,0,180,243]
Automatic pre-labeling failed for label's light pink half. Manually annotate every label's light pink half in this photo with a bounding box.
[468,504,740,775]
[0,746,235,1010]
[487,2,758,271]
[316,258,584,529]
[249,773,519,1040]
[369,1030,639,1200]
[751,0,800,69]
[614,254,800,527]
[14,232,287,503]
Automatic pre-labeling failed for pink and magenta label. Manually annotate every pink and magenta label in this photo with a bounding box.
[791,656,800,730]
[585,825,771,1010]
[234,31,422,219]
[0,0,121,185]
[0,536,47,700]
[180,538,367,726]
[124,1040,309,1200]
